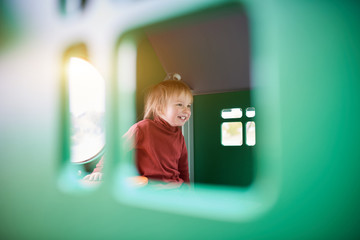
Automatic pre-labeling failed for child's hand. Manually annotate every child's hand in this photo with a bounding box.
[83,172,103,181]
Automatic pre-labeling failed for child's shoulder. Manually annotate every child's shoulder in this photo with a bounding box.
[136,119,154,127]
[129,119,155,132]
[124,120,152,140]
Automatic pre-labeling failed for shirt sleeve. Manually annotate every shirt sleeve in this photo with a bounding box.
[123,123,141,149]
[178,138,190,183]
[92,123,139,174]
[92,156,104,173]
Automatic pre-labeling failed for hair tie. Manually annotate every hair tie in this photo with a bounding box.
[164,73,181,81]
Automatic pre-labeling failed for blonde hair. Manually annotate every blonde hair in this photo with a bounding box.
[144,80,193,120]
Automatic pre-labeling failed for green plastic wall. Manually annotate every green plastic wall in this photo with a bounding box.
[136,35,166,121]
[0,0,359,239]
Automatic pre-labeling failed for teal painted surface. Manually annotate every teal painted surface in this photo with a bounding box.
[0,1,360,239]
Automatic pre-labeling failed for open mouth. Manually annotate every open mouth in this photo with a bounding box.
[178,116,186,120]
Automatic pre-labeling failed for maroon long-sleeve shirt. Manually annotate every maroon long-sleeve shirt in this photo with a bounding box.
[93,117,190,184]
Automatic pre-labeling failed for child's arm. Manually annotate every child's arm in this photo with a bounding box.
[82,125,138,182]
[82,157,104,181]
[82,124,138,182]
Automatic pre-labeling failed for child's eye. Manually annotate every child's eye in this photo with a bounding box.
[176,103,183,107]
[187,104,191,108]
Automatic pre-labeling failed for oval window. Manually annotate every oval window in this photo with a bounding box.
[67,57,105,163]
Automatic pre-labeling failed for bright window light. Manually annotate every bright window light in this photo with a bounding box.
[246,107,255,118]
[246,121,256,146]
[221,108,242,119]
[67,57,105,163]
[221,122,243,146]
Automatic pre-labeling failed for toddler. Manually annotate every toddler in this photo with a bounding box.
[84,77,192,187]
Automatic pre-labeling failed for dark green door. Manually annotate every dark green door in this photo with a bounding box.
[193,90,256,187]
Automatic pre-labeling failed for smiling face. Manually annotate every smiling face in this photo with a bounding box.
[159,92,192,127]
